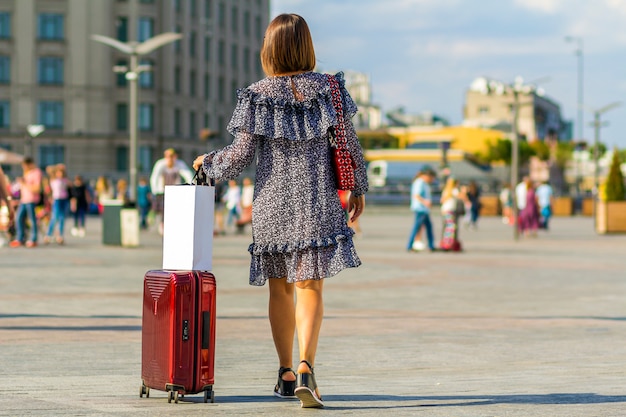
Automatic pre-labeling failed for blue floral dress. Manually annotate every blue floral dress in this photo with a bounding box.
[201,72,368,286]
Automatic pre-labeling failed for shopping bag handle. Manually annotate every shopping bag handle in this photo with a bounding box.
[192,167,215,186]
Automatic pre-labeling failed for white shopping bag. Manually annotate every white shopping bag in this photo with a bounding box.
[162,184,215,271]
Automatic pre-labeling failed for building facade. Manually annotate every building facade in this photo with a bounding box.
[0,0,269,180]
[463,77,567,143]
[339,70,382,130]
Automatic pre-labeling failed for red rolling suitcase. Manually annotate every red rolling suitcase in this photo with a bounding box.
[140,270,216,403]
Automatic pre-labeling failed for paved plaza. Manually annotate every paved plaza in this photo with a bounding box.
[1,206,625,416]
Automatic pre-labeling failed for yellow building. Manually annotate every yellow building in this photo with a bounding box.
[386,125,507,155]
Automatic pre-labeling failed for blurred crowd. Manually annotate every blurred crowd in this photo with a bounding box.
[0,148,272,248]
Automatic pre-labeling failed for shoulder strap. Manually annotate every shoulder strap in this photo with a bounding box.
[326,74,347,151]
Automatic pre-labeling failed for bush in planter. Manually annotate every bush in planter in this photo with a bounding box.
[604,150,625,201]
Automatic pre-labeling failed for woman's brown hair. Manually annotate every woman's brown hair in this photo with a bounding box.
[260,14,316,76]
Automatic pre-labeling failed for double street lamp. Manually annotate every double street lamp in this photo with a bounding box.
[589,101,621,221]
[91,32,182,203]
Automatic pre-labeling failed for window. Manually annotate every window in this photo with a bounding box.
[39,145,64,167]
[38,57,63,85]
[116,59,128,86]
[174,66,181,94]
[189,70,196,96]
[116,146,128,172]
[38,101,64,129]
[218,2,225,29]
[139,146,153,173]
[243,11,250,37]
[204,36,211,62]
[140,0,155,3]
[255,15,262,39]
[116,17,128,42]
[189,111,196,138]
[137,17,154,42]
[116,103,128,131]
[231,6,238,34]
[0,56,9,83]
[231,80,237,104]
[190,0,197,17]
[218,40,225,66]
[231,44,238,69]
[478,106,489,115]
[174,108,181,135]
[218,76,224,103]
[139,59,153,88]
[175,25,182,53]
[0,12,11,38]
[0,101,9,128]
[139,103,154,131]
[205,0,212,19]
[204,112,209,129]
[38,14,64,40]
[243,47,249,74]
[174,0,182,13]
[189,31,196,57]
[204,73,210,99]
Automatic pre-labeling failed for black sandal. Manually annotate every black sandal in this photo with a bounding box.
[273,367,296,399]
[295,360,324,408]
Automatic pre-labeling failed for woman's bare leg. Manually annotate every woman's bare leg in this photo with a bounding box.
[295,279,324,373]
[268,278,296,381]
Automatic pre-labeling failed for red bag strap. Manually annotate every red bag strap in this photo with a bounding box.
[326,74,347,151]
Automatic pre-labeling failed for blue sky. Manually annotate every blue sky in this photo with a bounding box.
[271,0,626,149]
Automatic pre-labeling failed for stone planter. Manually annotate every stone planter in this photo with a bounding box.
[596,201,626,234]
[581,198,594,216]
[552,197,573,216]
[479,195,500,216]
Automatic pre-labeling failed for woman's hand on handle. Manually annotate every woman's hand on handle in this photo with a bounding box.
[192,154,206,172]
[348,193,365,223]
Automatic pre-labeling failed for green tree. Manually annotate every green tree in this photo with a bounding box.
[605,149,625,201]
[478,138,535,166]
[529,140,550,161]
[357,131,399,149]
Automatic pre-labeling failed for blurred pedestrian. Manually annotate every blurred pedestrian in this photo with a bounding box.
[0,166,14,241]
[44,164,71,244]
[536,180,554,230]
[137,177,152,230]
[499,182,513,225]
[69,175,90,237]
[150,148,194,235]
[114,178,129,205]
[94,176,113,214]
[466,180,481,229]
[406,167,436,252]
[439,177,463,251]
[236,177,254,234]
[519,178,539,237]
[10,157,43,248]
[223,179,241,229]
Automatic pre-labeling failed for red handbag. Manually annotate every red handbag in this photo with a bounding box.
[326,74,356,190]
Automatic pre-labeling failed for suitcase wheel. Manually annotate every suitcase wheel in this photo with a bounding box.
[139,382,150,398]
[204,389,215,403]
[167,390,179,404]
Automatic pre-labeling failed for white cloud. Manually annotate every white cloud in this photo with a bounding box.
[514,0,564,13]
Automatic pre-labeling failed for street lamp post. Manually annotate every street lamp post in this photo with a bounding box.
[25,124,45,159]
[589,101,621,226]
[91,32,182,203]
[565,36,584,195]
